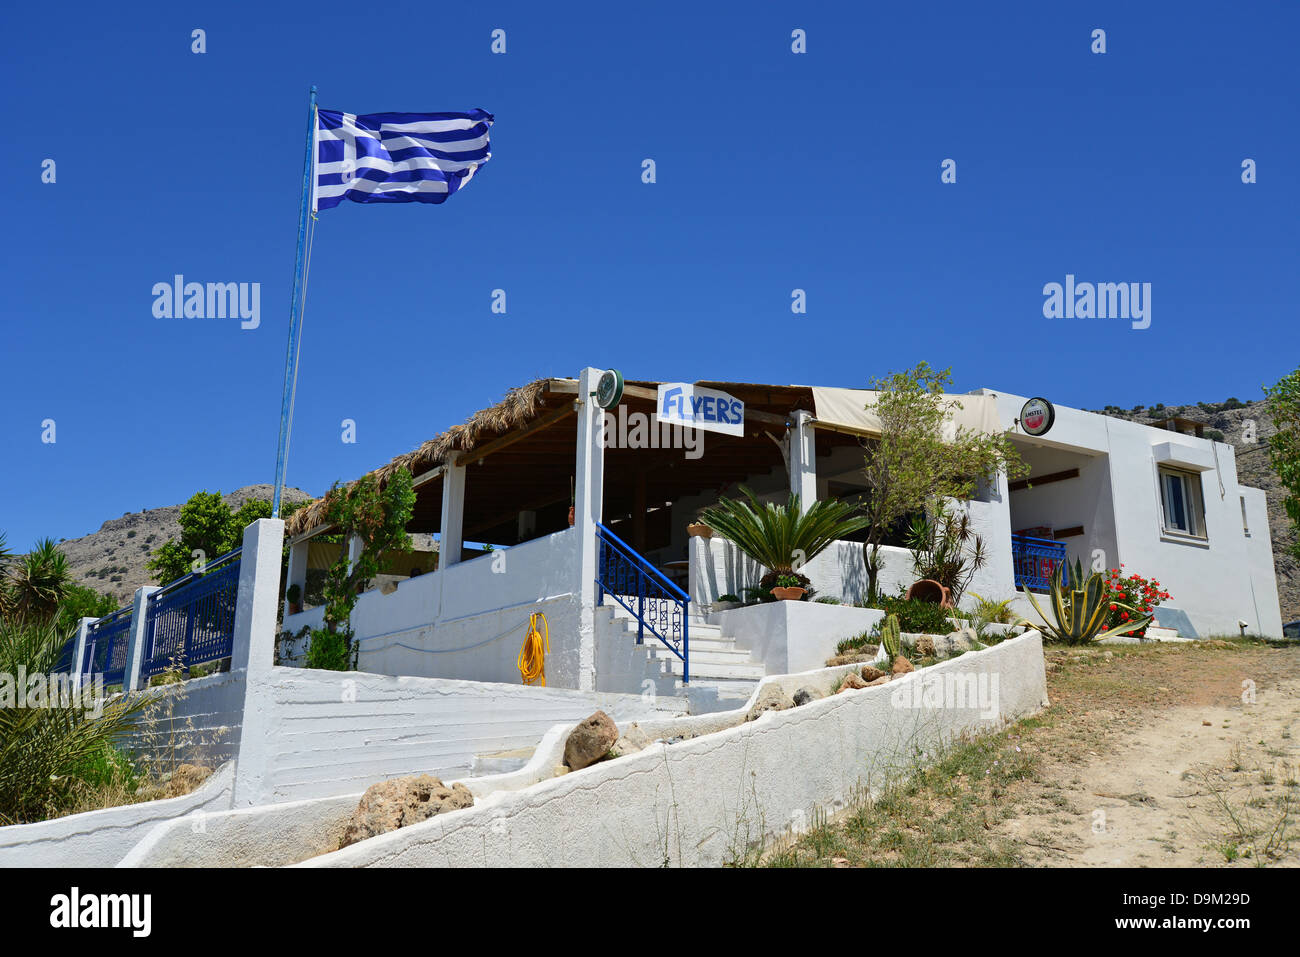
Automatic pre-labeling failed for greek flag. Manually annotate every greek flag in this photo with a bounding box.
[313,108,493,211]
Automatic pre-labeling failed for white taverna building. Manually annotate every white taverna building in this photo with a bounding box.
[281,369,1283,710]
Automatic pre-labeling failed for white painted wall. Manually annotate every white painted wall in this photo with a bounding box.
[298,631,1049,868]
[282,528,586,687]
[712,601,884,674]
[230,667,686,807]
[0,763,234,868]
[121,670,247,767]
[981,390,1283,636]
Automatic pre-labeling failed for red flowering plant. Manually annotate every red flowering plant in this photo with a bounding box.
[1103,566,1172,638]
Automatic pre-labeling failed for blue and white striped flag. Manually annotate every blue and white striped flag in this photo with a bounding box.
[313,108,493,211]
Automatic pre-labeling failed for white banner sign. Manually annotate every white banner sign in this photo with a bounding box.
[655,383,745,437]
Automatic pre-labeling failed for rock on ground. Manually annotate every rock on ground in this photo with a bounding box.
[564,710,619,769]
[341,774,473,848]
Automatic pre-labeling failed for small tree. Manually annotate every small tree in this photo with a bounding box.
[149,491,301,584]
[859,363,1026,603]
[1265,366,1300,562]
[310,468,416,668]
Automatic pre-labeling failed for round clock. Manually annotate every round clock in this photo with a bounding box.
[594,369,624,409]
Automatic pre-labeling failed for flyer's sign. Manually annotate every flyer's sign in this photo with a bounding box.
[656,383,745,437]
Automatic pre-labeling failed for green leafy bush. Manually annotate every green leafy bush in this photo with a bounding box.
[867,595,951,635]
[304,628,355,671]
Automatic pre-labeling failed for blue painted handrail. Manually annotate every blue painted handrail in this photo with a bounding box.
[595,523,690,684]
[1011,534,1068,592]
[84,606,133,687]
[143,550,242,678]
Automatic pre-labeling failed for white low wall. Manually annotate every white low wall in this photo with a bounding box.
[0,762,235,868]
[283,528,586,686]
[232,666,687,807]
[123,670,247,768]
[712,601,884,673]
[298,631,1048,867]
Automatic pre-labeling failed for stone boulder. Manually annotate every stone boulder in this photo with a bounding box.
[914,635,936,657]
[341,775,473,848]
[612,723,653,757]
[860,665,888,682]
[891,656,915,676]
[564,710,619,770]
[747,684,794,720]
[837,672,869,693]
[792,687,818,707]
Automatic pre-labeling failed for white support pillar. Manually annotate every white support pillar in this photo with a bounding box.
[70,616,95,693]
[573,367,606,692]
[284,539,308,617]
[439,453,466,568]
[230,518,286,676]
[123,585,159,692]
[788,410,818,514]
[230,518,286,807]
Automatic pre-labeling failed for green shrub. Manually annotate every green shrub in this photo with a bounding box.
[867,595,951,635]
[305,628,355,671]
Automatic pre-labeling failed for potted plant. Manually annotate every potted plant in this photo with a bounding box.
[714,593,742,611]
[687,516,713,538]
[771,574,806,601]
[697,486,868,603]
[286,583,302,616]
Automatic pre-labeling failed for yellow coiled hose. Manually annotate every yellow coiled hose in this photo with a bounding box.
[517,612,550,686]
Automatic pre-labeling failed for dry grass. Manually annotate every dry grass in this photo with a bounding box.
[760,636,1300,867]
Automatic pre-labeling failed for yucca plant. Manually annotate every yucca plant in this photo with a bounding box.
[1019,558,1150,645]
[905,508,986,606]
[698,487,869,594]
[5,538,72,621]
[0,613,147,824]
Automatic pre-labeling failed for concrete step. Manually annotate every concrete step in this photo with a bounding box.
[643,646,755,666]
[662,658,766,680]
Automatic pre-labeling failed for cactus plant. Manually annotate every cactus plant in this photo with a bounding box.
[1020,557,1150,645]
[879,613,902,660]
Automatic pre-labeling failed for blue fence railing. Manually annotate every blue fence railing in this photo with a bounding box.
[84,607,133,686]
[1011,534,1068,592]
[595,523,690,684]
[143,549,242,679]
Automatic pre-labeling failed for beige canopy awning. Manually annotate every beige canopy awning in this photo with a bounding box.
[811,388,1002,438]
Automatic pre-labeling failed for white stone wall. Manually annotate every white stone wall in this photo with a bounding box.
[0,763,234,868]
[298,631,1048,868]
[230,667,686,807]
[282,527,586,686]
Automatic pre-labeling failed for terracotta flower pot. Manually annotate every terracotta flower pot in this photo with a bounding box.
[904,578,953,608]
[687,523,713,539]
[289,602,302,616]
[772,586,806,601]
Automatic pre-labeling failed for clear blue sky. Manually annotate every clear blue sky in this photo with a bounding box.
[2,1,1296,549]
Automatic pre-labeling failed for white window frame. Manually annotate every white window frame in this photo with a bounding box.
[1157,465,1207,541]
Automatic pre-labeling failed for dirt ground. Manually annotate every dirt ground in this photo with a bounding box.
[765,638,1300,868]
[998,641,1300,867]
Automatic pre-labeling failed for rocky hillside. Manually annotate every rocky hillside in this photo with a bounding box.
[57,485,313,607]
[1091,399,1297,624]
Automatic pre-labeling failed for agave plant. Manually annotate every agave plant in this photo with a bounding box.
[698,487,869,588]
[1019,558,1150,645]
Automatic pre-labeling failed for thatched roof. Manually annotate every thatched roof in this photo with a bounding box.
[286,378,563,537]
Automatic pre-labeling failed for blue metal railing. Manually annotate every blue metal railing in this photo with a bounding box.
[84,607,133,686]
[596,523,690,684]
[1011,534,1068,592]
[143,549,242,678]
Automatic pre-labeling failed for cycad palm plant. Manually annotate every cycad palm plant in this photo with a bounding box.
[698,487,869,594]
